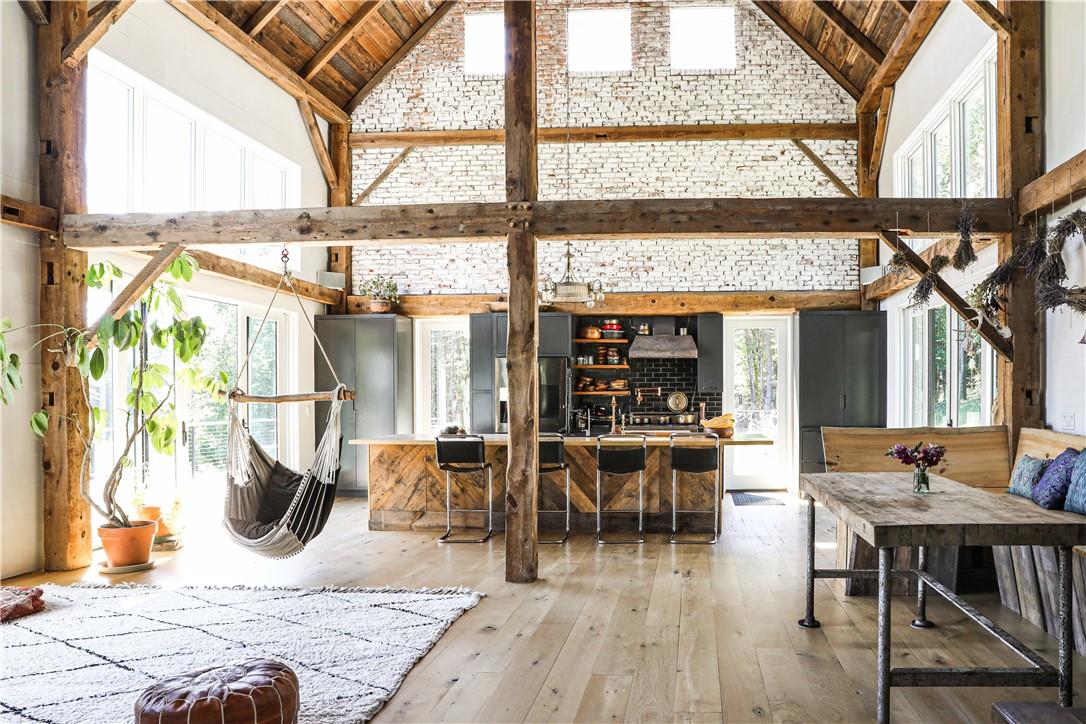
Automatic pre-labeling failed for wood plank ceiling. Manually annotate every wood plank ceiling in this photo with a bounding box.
[209,0,444,113]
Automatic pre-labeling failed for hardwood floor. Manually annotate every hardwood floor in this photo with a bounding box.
[7,494,1081,722]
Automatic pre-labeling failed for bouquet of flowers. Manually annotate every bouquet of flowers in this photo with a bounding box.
[886,442,946,493]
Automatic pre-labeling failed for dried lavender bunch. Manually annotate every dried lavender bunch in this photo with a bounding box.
[1051,214,1080,245]
[887,250,910,274]
[1019,222,1049,276]
[952,206,978,270]
[1037,225,1069,287]
[1068,209,1086,237]
[910,254,949,307]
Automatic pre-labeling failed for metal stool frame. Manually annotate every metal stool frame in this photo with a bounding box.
[669,432,721,545]
[434,434,493,544]
[596,434,647,545]
[538,433,571,544]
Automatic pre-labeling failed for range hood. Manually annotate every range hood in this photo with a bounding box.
[628,333,698,359]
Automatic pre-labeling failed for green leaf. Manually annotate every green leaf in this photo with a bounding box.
[85,264,101,289]
[30,409,48,438]
[110,262,123,278]
[89,347,107,381]
[97,315,115,341]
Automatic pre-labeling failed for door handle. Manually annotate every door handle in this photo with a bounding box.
[841,394,847,410]
[181,420,188,446]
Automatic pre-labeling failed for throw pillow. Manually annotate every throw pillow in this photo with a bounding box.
[1009,455,1049,498]
[1063,449,1086,514]
[1032,447,1081,510]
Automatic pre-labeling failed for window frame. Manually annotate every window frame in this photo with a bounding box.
[462,11,505,77]
[412,317,472,437]
[566,6,633,75]
[668,5,737,73]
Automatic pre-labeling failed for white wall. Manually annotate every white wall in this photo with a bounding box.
[1,0,45,578]
[1,1,331,577]
[1043,0,1086,435]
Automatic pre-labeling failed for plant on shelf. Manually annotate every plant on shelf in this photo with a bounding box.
[886,442,947,494]
[0,254,228,570]
[359,274,400,313]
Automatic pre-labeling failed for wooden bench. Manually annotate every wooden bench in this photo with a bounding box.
[822,426,1086,656]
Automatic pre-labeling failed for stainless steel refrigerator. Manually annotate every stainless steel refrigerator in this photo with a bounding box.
[495,357,570,433]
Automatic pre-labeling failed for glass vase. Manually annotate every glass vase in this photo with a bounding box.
[913,468,930,494]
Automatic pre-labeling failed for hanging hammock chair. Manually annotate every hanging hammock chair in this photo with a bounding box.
[222,258,354,559]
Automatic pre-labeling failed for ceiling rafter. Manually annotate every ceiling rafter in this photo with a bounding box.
[62,0,135,69]
[810,1,885,66]
[301,1,384,81]
[752,1,862,100]
[298,99,339,190]
[243,0,288,36]
[18,0,48,25]
[962,0,1012,36]
[858,0,949,113]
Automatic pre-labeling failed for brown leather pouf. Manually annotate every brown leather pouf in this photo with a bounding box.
[134,658,299,724]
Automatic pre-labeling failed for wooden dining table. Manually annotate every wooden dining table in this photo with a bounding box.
[798,472,1086,723]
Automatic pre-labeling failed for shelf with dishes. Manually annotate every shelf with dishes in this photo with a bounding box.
[574,364,630,370]
[574,390,631,397]
[574,338,629,344]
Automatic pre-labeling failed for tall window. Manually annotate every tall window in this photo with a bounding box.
[463,12,504,76]
[86,51,300,270]
[567,8,632,73]
[904,304,995,428]
[414,319,471,436]
[669,6,736,71]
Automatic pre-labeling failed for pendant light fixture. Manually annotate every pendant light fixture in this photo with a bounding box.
[540,240,605,307]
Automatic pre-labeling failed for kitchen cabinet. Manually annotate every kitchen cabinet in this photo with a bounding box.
[315,315,413,494]
[493,312,572,357]
[470,313,496,433]
[695,313,723,394]
[798,311,886,473]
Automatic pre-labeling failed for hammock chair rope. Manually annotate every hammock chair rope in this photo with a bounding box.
[223,251,350,559]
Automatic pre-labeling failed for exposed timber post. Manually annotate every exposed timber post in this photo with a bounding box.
[996,0,1044,451]
[858,111,879,309]
[39,0,92,570]
[503,0,539,584]
[328,122,352,313]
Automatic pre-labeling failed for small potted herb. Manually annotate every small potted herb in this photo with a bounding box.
[359,275,400,313]
[886,442,947,494]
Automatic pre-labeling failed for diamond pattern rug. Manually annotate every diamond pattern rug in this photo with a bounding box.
[0,584,483,723]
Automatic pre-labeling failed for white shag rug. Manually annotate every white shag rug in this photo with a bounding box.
[0,583,483,723]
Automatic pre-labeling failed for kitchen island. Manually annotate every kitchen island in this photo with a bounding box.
[349,433,772,532]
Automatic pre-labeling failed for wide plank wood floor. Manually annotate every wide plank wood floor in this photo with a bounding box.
[8,494,1082,722]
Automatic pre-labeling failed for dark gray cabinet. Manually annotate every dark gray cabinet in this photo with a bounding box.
[695,313,723,394]
[315,315,413,495]
[469,313,496,433]
[798,311,886,472]
[493,312,572,357]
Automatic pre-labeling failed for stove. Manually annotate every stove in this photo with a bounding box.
[623,424,701,434]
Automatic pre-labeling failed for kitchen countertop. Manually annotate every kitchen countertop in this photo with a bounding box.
[350,433,773,447]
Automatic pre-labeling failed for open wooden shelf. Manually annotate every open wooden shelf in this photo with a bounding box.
[574,364,629,370]
[575,390,630,396]
[574,338,629,344]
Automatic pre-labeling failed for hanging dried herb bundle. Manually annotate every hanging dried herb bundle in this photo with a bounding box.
[1051,214,1081,246]
[1068,208,1086,237]
[952,206,978,270]
[887,250,910,274]
[972,256,1017,318]
[1037,284,1086,314]
[1037,227,1069,288]
[1019,222,1049,276]
[910,254,949,307]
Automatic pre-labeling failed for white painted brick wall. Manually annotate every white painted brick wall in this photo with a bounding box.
[350,0,859,296]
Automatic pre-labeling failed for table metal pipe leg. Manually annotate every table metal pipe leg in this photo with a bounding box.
[877,546,893,724]
[798,495,821,629]
[1059,545,1073,707]
[911,545,934,629]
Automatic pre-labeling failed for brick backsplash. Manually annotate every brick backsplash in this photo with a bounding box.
[627,358,724,420]
[349,0,859,297]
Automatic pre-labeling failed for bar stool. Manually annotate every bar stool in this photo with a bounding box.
[434,434,493,544]
[596,434,647,545]
[669,432,721,544]
[538,433,570,544]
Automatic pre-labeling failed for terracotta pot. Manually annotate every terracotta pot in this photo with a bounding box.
[99,520,158,568]
[135,505,172,538]
[369,299,392,313]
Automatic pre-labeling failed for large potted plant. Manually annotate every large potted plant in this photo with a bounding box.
[1,253,226,570]
[359,274,400,313]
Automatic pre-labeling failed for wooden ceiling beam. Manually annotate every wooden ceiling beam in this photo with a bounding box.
[18,0,48,25]
[863,234,997,301]
[858,1,949,113]
[353,147,414,204]
[963,0,1012,36]
[243,0,287,36]
[878,232,1013,361]
[63,197,1015,249]
[349,122,860,148]
[868,87,894,182]
[297,99,338,190]
[61,0,135,69]
[811,1,885,65]
[1018,148,1086,220]
[346,290,862,316]
[1,194,58,233]
[88,243,186,348]
[301,0,384,81]
[165,0,349,124]
[752,0,862,100]
[345,0,457,113]
[790,139,857,197]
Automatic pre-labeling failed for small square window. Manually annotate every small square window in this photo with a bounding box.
[670,6,736,71]
[567,8,632,73]
[464,12,504,76]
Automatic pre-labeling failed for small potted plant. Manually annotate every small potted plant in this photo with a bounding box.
[359,274,399,313]
[886,441,947,494]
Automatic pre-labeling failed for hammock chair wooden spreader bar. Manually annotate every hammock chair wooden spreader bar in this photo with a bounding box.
[223,253,354,559]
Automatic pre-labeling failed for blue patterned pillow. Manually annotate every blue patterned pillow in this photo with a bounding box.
[1063,450,1086,514]
[1009,455,1048,498]
[1032,448,1081,510]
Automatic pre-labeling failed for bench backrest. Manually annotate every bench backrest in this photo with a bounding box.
[821,425,1011,494]
[1015,428,1086,468]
